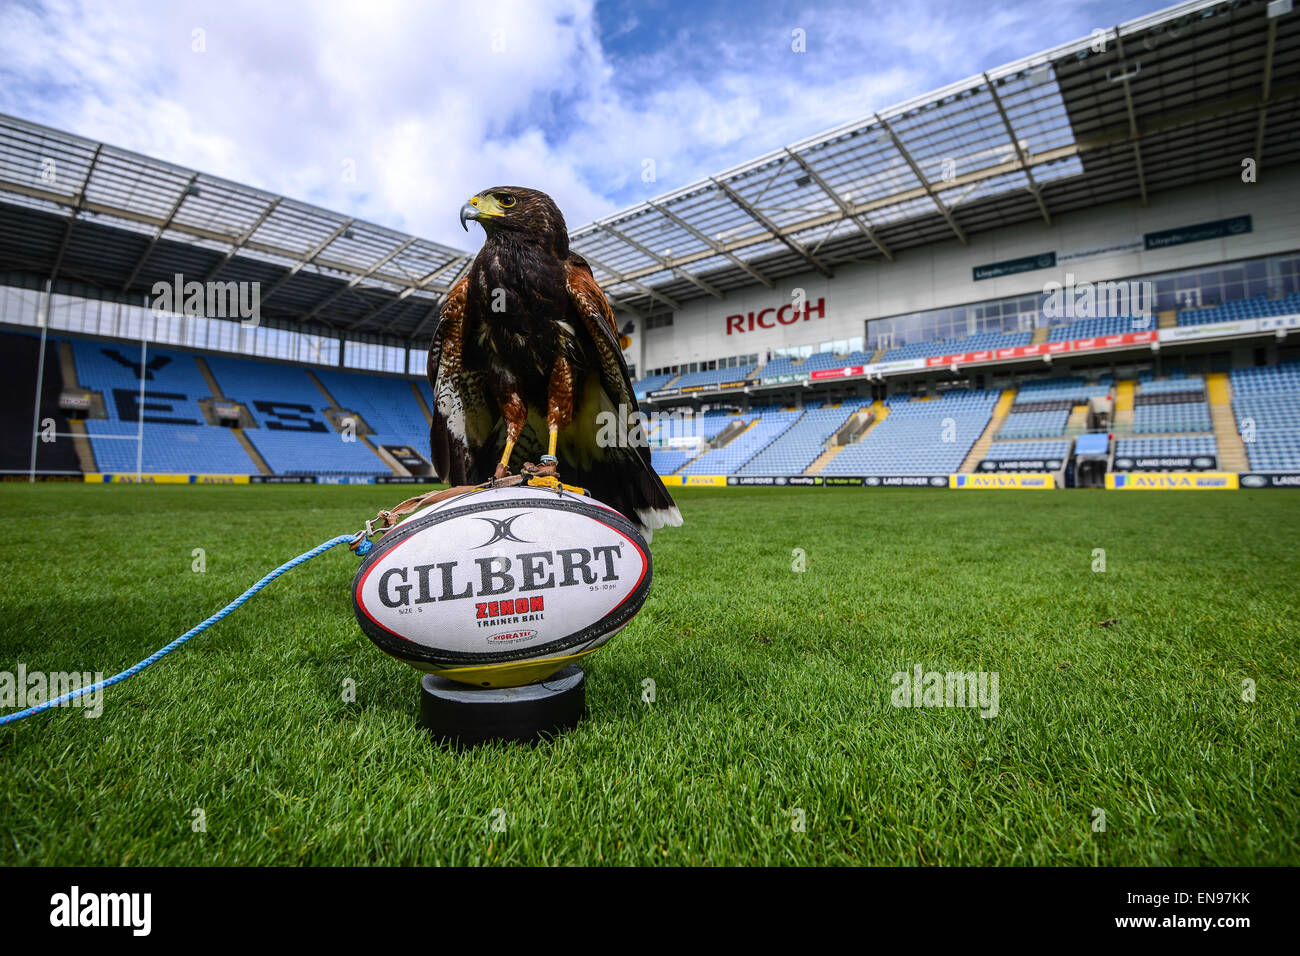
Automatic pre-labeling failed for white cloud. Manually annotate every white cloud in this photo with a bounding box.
[0,0,1165,252]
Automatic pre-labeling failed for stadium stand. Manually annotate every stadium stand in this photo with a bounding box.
[0,331,82,473]
[754,356,800,378]
[1129,374,1212,433]
[204,354,386,474]
[998,409,1069,439]
[1178,293,1300,326]
[1137,376,1205,394]
[822,390,999,476]
[1116,436,1218,459]
[985,440,1071,461]
[633,372,677,395]
[649,449,692,475]
[1013,377,1112,403]
[11,329,1300,482]
[669,365,757,390]
[1132,401,1212,433]
[879,330,1032,362]
[314,368,431,452]
[681,409,802,475]
[738,399,870,476]
[1047,316,1152,340]
[1231,362,1300,472]
[653,409,736,443]
[70,339,256,474]
[799,351,875,372]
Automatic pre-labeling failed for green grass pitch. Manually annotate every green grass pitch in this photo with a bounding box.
[1,483,1297,865]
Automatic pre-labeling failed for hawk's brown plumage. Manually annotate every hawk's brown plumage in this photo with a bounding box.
[427,186,681,539]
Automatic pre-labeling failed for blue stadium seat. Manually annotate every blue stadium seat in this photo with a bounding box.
[1178,293,1300,326]
[739,399,871,475]
[670,365,757,390]
[1047,315,1153,341]
[71,340,256,474]
[822,390,999,476]
[205,355,387,474]
[681,410,803,474]
[315,368,432,452]
[633,372,677,395]
[985,440,1070,460]
[879,330,1032,363]
[1232,361,1300,471]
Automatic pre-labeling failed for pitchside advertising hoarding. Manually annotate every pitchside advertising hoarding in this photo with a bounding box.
[84,474,416,484]
[977,457,1065,472]
[58,470,1300,489]
[951,474,1055,489]
[1113,455,1218,472]
[1239,473,1300,488]
[1106,472,1239,490]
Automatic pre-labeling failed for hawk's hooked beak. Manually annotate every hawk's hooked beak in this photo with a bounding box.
[459,193,506,231]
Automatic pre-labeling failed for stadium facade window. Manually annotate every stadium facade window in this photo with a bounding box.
[0,284,40,326]
[343,339,405,374]
[864,251,1300,350]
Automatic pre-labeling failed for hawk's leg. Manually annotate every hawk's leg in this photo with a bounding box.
[525,357,583,493]
[494,391,527,481]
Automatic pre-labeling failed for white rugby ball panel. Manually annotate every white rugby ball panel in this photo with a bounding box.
[352,489,651,669]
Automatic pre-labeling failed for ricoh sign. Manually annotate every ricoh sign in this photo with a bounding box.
[725,297,826,335]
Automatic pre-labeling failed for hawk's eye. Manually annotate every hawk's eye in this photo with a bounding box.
[498,194,516,208]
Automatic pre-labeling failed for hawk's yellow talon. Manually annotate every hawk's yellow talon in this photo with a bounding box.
[525,474,586,495]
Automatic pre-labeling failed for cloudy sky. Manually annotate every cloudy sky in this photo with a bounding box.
[0,0,1171,250]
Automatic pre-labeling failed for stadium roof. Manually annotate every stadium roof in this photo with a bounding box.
[0,0,1296,341]
[570,0,1300,315]
[0,113,473,341]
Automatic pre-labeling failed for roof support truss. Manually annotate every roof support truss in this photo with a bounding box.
[874,114,968,245]
[257,219,357,306]
[597,221,725,298]
[1112,28,1148,206]
[120,173,199,292]
[710,175,835,278]
[1254,16,1279,170]
[301,237,417,321]
[204,197,282,282]
[49,144,102,284]
[783,147,895,261]
[581,251,681,312]
[373,254,474,333]
[645,201,773,289]
[983,73,1052,226]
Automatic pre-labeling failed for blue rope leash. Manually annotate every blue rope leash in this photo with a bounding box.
[0,533,362,727]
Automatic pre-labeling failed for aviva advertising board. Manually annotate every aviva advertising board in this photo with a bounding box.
[950,473,1056,489]
[1106,472,1239,490]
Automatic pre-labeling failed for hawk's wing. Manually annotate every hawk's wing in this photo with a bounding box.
[427,275,497,484]
[563,252,680,536]
[563,252,651,465]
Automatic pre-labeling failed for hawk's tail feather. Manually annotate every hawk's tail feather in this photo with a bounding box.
[622,457,682,543]
[634,503,683,545]
[578,450,681,544]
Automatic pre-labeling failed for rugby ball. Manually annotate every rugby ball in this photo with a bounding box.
[352,486,651,688]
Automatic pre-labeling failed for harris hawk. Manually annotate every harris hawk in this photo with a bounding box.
[426,185,682,540]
